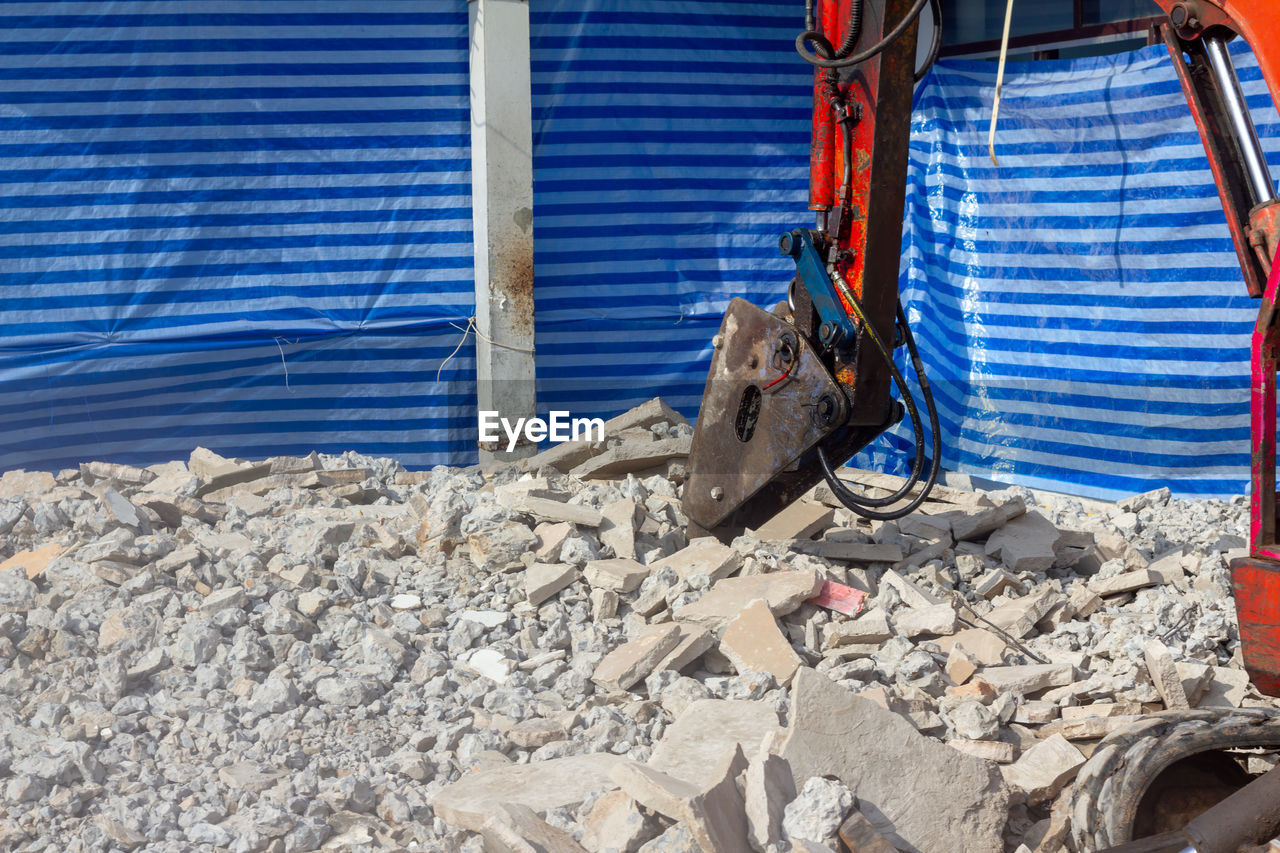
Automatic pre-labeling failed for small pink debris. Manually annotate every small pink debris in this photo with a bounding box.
[809,580,867,616]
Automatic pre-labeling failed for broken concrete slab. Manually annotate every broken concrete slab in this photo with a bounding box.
[720,598,803,686]
[974,568,1024,600]
[1013,702,1059,725]
[824,609,892,648]
[893,603,958,639]
[615,745,752,853]
[648,699,781,790]
[950,498,1026,542]
[947,739,1015,764]
[682,744,752,853]
[653,624,714,675]
[435,753,634,833]
[0,469,55,500]
[1037,715,1141,741]
[790,540,903,564]
[976,663,1075,696]
[1093,531,1149,569]
[584,558,651,594]
[1090,570,1161,597]
[898,511,954,542]
[1067,586,1102,619]
[936,628,1009,666]
[136,492,222,527]
[521,398,687,474]
[983,588,1064,640]
[745,749,796,852]
[650,539,743,584]
[779,668,1008,853]
[878,569,943,609]
[189,448,273,497]
[1144,639,1189,710]
[751,502,834,542]
[1000,734,1085,806]
[984,511,1062,573]
[524,562,577,607]
[612,762,699,821]
[580,790,661,853]
[499,492,604,527]
[673,571,822,633]
[80,461,156,488]
[481,802,589,853]
[1199,666,1250,708]
[891,538,952,572]
[600,499,641,559]
[534,522,574,562]
[1176,660,1215,706]
[570,437,691,481]
[945,645,979,685]
[0,543,63,580]
[593,624,683,692]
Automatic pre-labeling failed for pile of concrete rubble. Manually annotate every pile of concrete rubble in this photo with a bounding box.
[0,398,1267,852]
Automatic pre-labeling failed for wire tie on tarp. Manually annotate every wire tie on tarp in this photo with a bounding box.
[436,315,536,383]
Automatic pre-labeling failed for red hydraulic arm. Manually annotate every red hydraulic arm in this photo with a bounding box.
[1148,0,1280,695]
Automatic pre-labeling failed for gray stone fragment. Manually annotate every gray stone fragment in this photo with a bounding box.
[525,562,578,606]
[648,699,780,789]
[570,437,691,481]
[600,498,641,559]
[984,511,1061,572]
[101,488,145,530]
[198,586,247,615]
[950,701,1000,741]
[581,789,662,853]
[434,753,634,833]
[782,776,854,847]
[779,668,1008,853]
[1144,639,1190,709]
[172,621,220,668]
[745,748,796,852]
[593,623,682,692]
[0,571,37,613]
[314,674,381,707]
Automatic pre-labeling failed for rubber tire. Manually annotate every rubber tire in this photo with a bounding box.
[1069,708,1280,852]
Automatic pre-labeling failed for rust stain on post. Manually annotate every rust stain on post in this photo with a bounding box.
[494,232,535,339]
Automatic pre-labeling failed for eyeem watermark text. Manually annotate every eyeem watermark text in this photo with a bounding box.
[478,410,605,452]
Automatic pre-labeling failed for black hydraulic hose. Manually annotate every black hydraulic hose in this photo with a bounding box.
[827,304,926,507]
[818,301,942,520]
[795,0,929,70]
[914,0,941,82]
[833,0,863,58]
[804,0,815,36]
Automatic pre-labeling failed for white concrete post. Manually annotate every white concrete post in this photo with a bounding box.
[469,0,538,462]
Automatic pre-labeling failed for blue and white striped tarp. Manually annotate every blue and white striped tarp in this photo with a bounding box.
[897,40,1279,498]
[0,2,477,472]
[529,0,814,417]
[529,0,1276,499]
[3,0,1275,499]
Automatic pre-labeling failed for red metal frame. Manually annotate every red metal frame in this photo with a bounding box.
[1250,250,1280,560]
[1232,248,1280,697]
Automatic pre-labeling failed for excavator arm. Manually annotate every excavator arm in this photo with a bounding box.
[682,0,1280,695]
